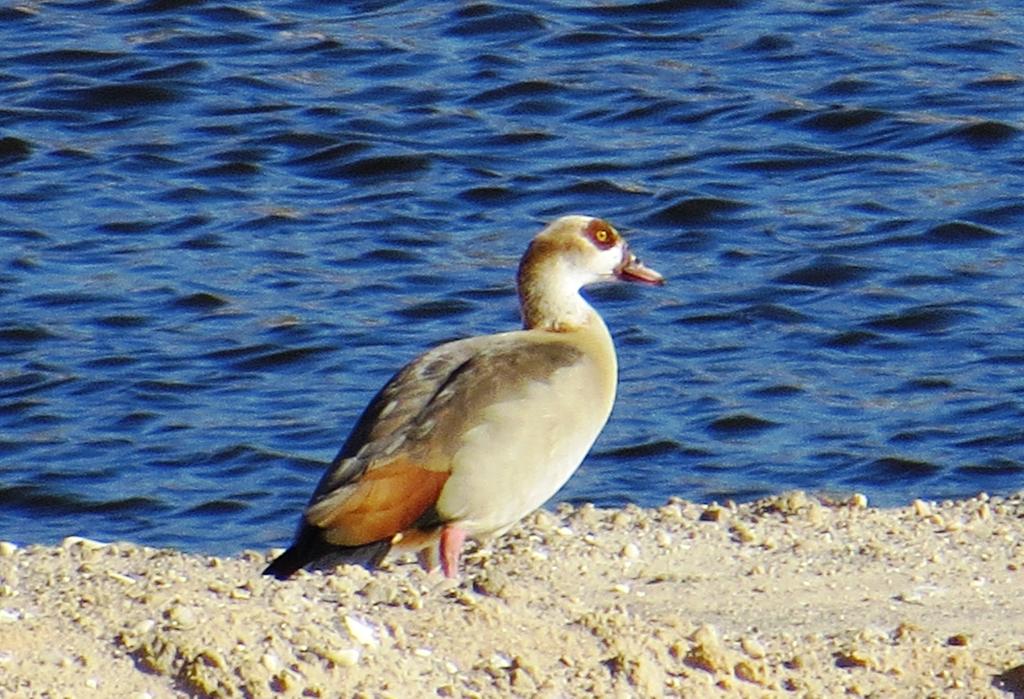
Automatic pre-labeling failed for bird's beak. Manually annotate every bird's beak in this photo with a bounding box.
[615,248,665,285]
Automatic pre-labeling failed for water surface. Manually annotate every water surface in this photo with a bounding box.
[1,1,1023,553]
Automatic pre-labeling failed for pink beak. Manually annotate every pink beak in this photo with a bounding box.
[615,248,665,285]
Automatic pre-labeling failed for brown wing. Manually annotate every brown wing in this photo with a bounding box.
[303,333,582,546]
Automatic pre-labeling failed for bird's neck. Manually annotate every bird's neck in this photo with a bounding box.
[517,256,598,332]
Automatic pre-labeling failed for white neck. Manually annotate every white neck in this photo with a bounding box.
[518,255,601,331]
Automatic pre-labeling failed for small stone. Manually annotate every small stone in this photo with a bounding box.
[740,636,766,659]
[345,614,379,647]
[489,652,513,669]
[686,624,730,673]
[106,570,136,585]
[261,652,283,674]
[850,493,868,509]
[0,542,17,557]
[947,633,970,647]
[132,619,155,636]
[166,605,197,629]
[730,522,756,544]
[621,543,640,559]
[532,510,556,530]
[61,536,107,551]
[658,503,683,521]
[778,491,809,514]
[834,648,871,669]
[655,530,672,547]
[700,505,725,522]
[333,648,361,667]
[734,659,766,685]
[912,499,931,517]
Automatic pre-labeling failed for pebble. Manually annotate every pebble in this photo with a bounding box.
[334,648,361,667]
[0,541,17,557]
[106,570,136,585]
[531,510,556,530]
[730,522,756,544]
[261,651,283,674]
[488,652,513,669]
[741,636,766,659]
[658,502,683,521]
[621,543,640,559]
[699,505,725,522]
[686,624,731,673]
[133,619,156,636]
[345,614,379,647]
[947,633,970,647]
[167,604,197,629]
[912,499,931,517]
[61,536,107,551]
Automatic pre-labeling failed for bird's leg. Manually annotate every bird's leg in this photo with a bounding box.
[439,525,466,579]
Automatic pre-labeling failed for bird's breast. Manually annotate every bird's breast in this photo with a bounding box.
[435,342,616,535]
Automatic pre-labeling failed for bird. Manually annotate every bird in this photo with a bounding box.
[264,215,663,580]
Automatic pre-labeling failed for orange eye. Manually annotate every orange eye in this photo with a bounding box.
[586,219,617,249]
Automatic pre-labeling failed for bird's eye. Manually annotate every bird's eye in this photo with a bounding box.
[586,220,617,249]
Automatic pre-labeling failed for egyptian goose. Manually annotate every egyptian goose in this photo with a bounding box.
[264,215,663,580]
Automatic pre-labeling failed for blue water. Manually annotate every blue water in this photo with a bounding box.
[1,1,1022,555]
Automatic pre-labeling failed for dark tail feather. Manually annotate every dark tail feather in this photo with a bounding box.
[263,527,391,580]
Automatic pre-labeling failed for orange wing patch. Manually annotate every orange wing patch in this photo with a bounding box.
[314,457,449,547]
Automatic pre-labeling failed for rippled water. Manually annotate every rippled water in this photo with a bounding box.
[1,1,1022,554]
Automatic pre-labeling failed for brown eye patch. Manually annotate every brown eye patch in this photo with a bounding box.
[584,218,618,250]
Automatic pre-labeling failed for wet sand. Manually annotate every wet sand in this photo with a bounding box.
[2,491,1023,698]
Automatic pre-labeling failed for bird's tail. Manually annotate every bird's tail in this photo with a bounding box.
[263,527,391,580]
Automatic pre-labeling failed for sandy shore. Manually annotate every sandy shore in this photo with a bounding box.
[1,491,1022,698]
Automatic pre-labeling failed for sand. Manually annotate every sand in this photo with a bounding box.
[1,491,1022,698]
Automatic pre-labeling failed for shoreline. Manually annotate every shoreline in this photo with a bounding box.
[2,491,1022,697]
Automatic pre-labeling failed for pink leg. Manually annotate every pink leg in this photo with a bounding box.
[439,525,466,579]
